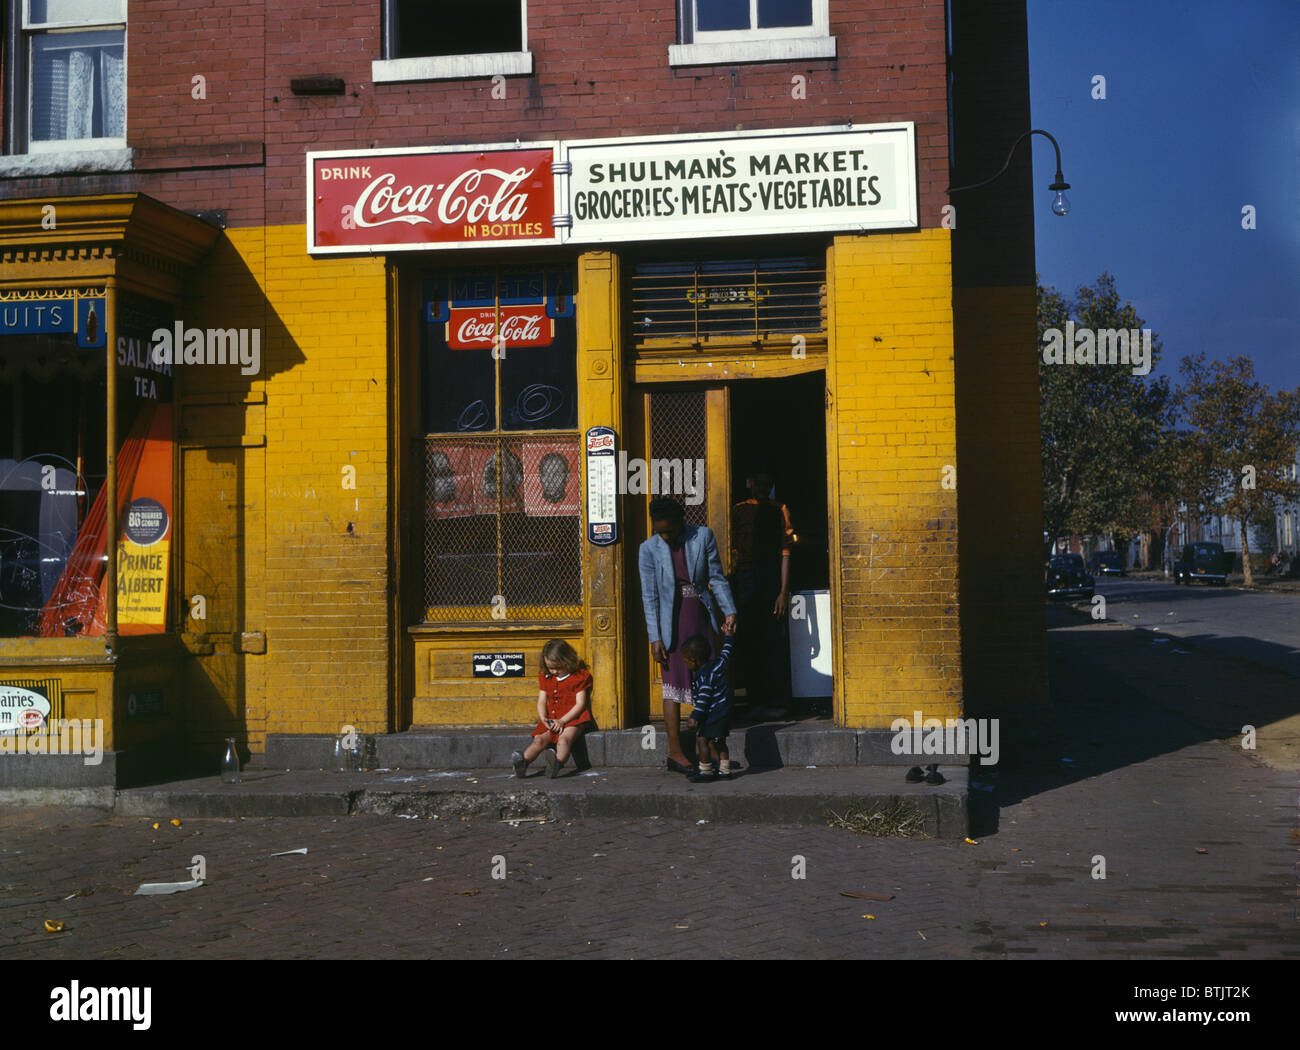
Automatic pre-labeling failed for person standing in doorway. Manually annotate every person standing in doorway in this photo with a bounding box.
[638,497,737,774]
[730,468,794,720]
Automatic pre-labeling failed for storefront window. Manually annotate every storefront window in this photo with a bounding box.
[420,267,581,621]
[0,292,173,638]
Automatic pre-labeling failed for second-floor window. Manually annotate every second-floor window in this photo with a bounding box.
[689,0,826,42]
[376,1,530,82]
[9,0,126,153]
[385,0,524,59]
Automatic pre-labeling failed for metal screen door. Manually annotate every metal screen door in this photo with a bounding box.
[628,385,730,721]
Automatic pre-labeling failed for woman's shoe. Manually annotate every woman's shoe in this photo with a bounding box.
[666,758,695,774]
[510,750,527,778]
[905,766,925,783]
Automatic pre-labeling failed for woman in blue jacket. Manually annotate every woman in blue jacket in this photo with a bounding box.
[638,497,737,773]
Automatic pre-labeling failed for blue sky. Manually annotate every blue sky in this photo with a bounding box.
[1027,0,1299,391]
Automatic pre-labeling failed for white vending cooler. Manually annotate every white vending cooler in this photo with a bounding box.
[788,588,833,697]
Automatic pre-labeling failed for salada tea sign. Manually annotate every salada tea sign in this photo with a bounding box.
[309,144,561,253]
[565,124,917,242]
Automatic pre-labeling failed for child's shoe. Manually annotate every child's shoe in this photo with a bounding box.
[511,750,527,778]
[544,748,560,779]
[688,769,717,783]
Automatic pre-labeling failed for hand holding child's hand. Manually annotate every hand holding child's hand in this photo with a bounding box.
[722,618,737,636]
[687,719,697,730]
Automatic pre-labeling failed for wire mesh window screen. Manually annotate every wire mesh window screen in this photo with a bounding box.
[631,255,826,347]
[419,265,581,623]
[421,433,582,621]
[648,389,708,528]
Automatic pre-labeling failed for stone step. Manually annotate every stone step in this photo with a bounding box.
[109,765,970,837]
[266,723,980,771]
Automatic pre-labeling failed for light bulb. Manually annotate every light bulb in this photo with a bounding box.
[1051,190,1071,216]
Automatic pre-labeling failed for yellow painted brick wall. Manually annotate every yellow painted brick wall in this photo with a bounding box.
[828,230,962,728]
[180,225,390,754]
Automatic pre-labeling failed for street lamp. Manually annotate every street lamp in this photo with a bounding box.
[947,128,1071,216]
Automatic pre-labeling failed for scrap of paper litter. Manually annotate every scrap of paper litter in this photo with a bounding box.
[134,880,203,896]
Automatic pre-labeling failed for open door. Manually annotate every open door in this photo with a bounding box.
[624,383,730,723]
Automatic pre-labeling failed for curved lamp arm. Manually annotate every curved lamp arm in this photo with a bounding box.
[947,128,1071,215]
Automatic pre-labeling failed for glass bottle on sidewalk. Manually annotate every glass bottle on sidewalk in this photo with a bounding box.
[220,738,240,784]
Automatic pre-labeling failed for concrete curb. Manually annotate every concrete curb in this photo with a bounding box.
[96,766,970,837]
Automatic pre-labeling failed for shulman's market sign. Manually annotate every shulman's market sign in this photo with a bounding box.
[307,123,916,254]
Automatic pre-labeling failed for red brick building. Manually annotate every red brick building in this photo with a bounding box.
[0,1,1046,786]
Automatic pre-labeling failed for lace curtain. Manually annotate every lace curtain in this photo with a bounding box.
[31,37,125,142]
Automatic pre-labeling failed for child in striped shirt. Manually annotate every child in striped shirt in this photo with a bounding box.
[683,621,736,783]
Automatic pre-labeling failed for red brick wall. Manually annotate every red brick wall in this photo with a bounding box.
[2,1,951,229]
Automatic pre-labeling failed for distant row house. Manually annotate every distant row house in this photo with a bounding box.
[1274,454,1300,558]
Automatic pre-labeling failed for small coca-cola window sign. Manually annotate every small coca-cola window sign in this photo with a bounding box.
[447,305,554,349]
[308,143,561,254]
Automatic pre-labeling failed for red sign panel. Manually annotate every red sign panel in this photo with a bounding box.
[447,306,554,350]
[310,147,558,252]
[522,441,580,517]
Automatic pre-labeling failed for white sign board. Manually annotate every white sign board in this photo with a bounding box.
[0,684,52,735]
[564,123,917,244]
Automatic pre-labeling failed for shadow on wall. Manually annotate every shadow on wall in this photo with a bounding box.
[174,232,309,774]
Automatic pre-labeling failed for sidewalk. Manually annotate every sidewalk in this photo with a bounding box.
[1128,568,1300,594]
[1,605,1296,959]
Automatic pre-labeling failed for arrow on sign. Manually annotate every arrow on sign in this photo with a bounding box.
[507,663,523,671]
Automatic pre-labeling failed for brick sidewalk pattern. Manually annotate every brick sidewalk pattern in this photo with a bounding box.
[1,610,1297,959]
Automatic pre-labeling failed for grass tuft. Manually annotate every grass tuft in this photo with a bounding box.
[827,802,929,838]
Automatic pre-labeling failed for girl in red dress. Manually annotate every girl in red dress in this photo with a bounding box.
[511,639,594,778]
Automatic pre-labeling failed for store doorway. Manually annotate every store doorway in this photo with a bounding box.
[625,370,831,723]
[728,372,831,716]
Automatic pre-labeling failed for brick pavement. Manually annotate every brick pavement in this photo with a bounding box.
[1,610,1297,960]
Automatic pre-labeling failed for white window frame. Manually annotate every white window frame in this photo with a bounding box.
[373,1,532,83]
[16,0,127,154]
[693,0,828,43]
[670,0,834,67]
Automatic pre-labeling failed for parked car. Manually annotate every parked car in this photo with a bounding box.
[1087,551,1126,576]
[1174,541,1230,586]
[1046,554,1095,600]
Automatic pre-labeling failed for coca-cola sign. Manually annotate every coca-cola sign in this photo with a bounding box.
[309,145,560,253]
[447,306,554,349]
[307,124,917,254]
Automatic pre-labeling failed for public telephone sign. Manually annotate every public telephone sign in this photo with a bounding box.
[308,144,561,253]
